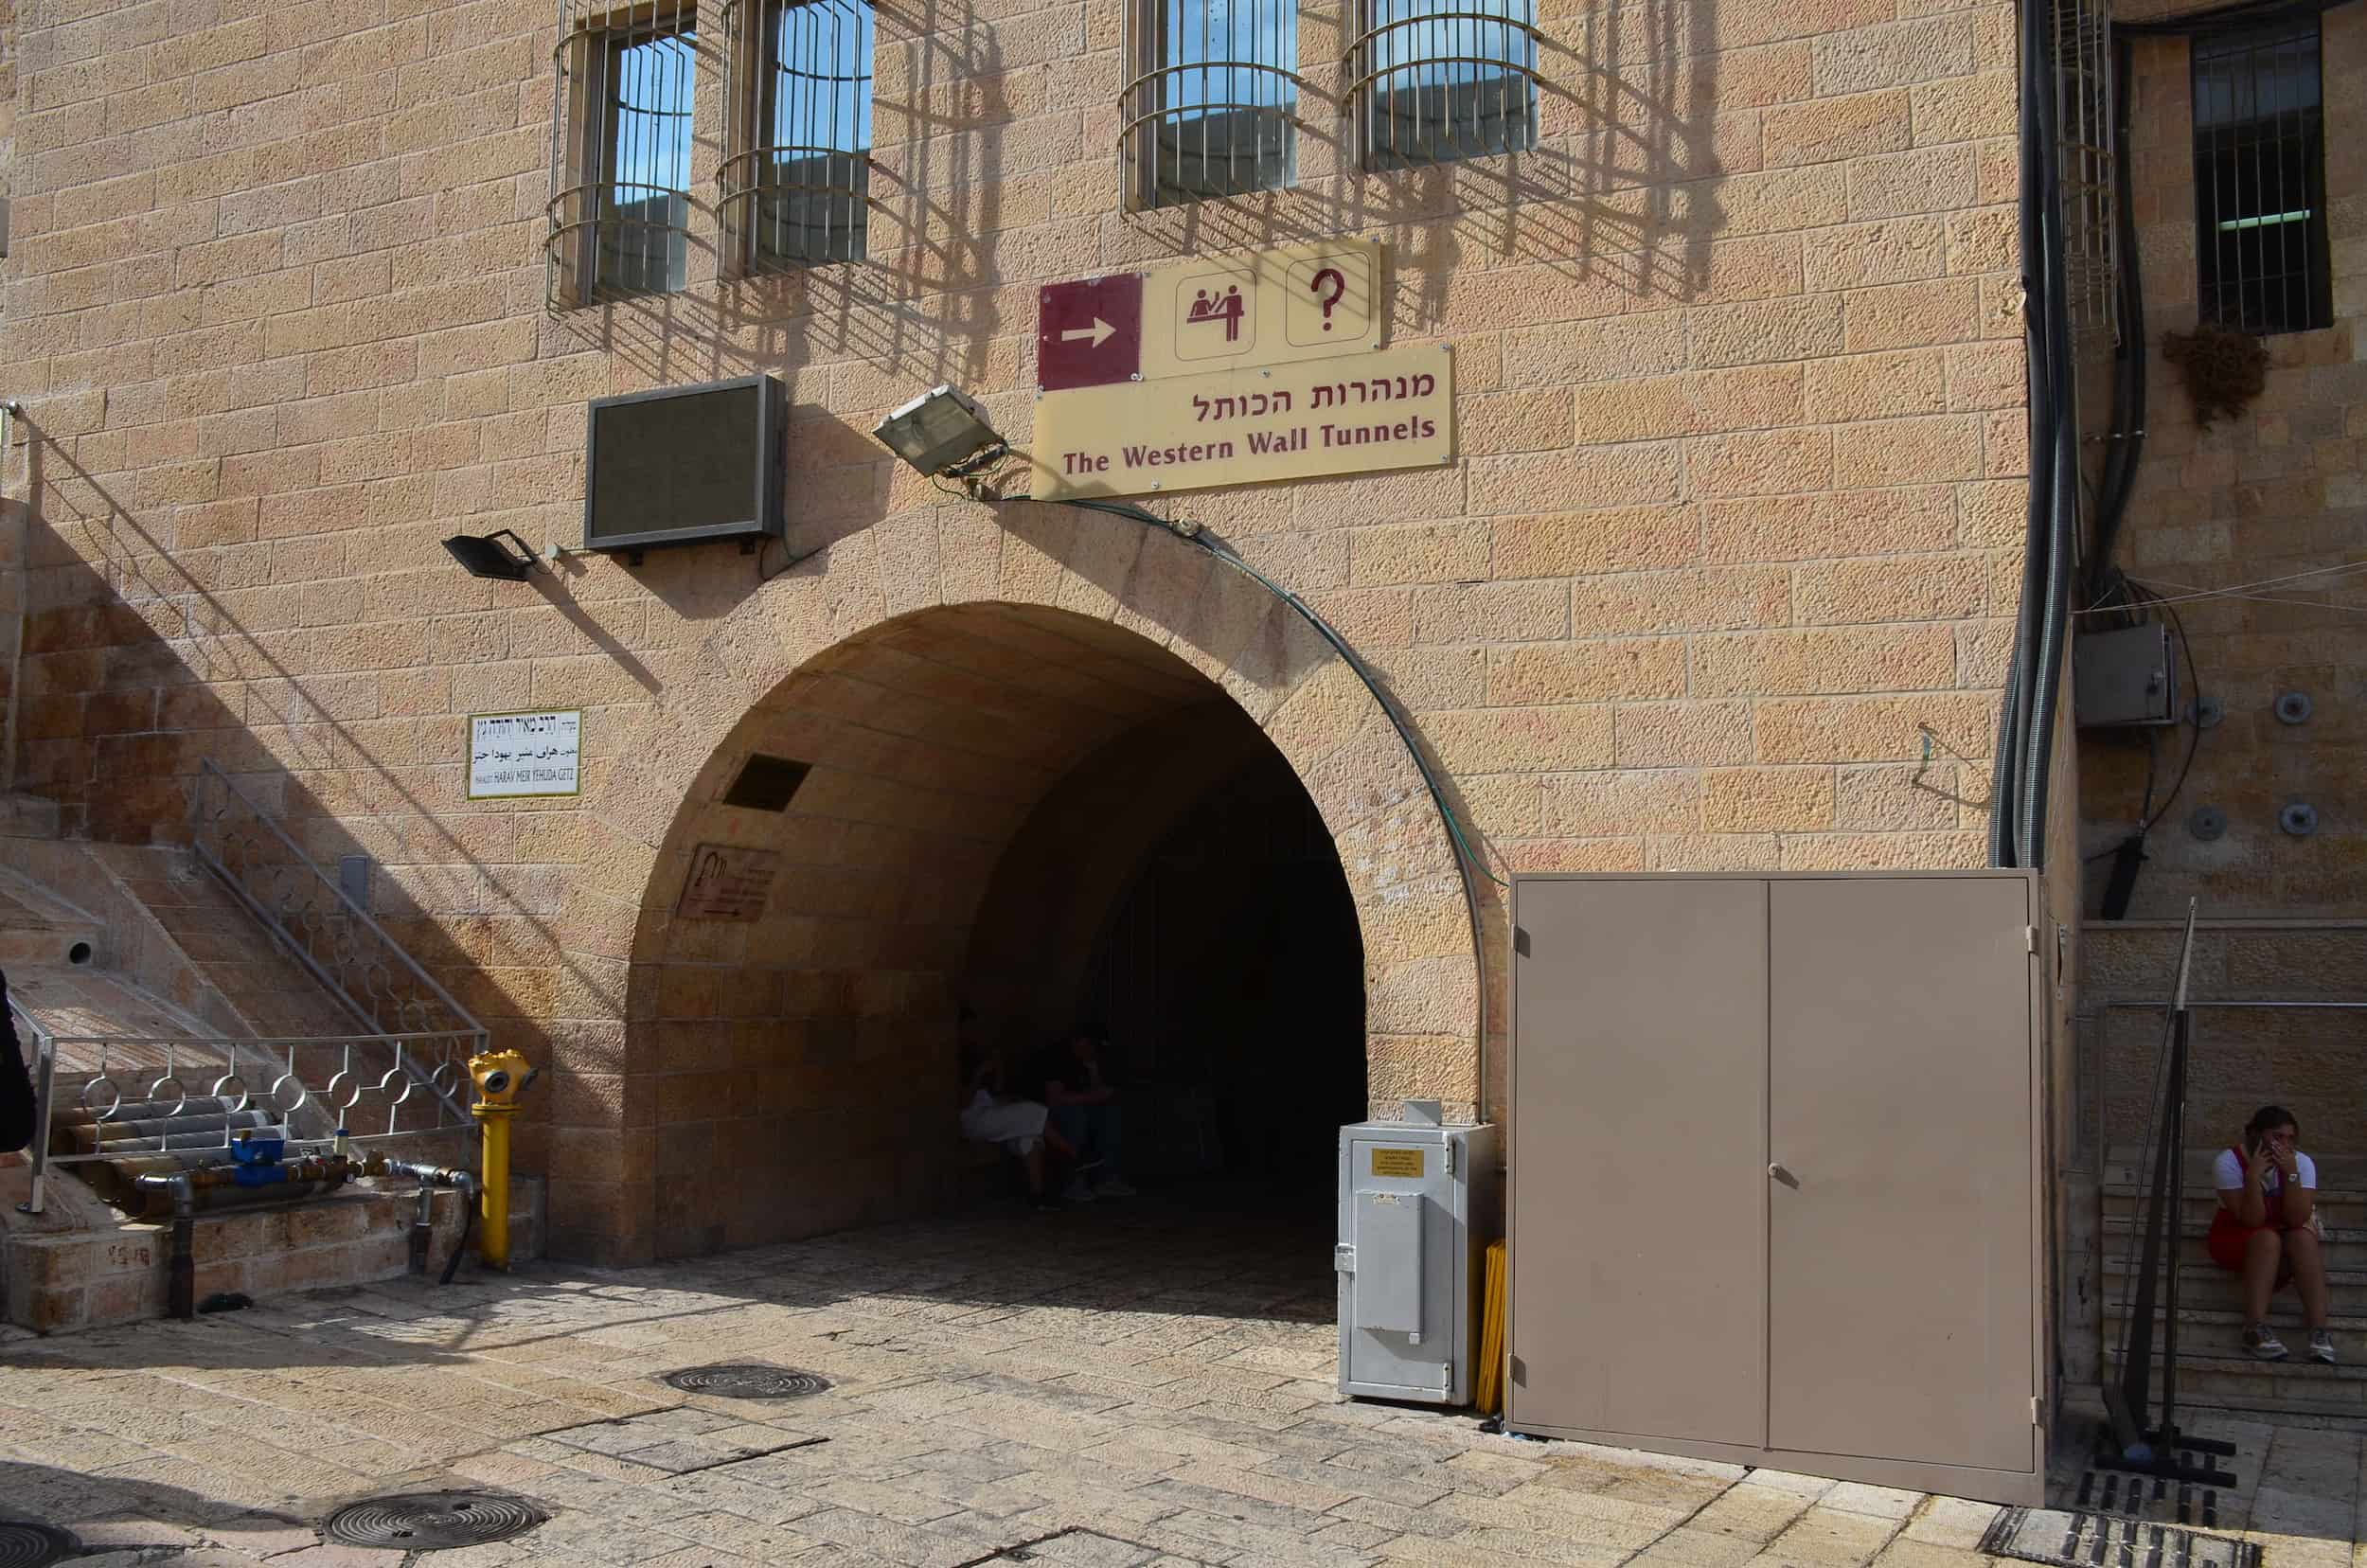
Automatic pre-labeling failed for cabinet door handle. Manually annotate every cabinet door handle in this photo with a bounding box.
[1769,1162,1799,1188]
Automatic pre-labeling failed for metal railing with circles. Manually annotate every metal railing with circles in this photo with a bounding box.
[11,1007,479,1215]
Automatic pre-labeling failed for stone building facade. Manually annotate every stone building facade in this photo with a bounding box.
[2077,1,2367,1168]
[1,0,2035,1264]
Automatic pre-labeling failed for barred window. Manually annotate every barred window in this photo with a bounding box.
[1121,0,1300,210]
[722,0,875,271]
[2193,21,2330,335]
[547,3,697,308]
[1346,0,1539,171]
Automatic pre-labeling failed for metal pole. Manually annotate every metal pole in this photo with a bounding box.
[18,1026,54,1215]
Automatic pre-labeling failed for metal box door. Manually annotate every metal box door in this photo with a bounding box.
[1343,1135,1452,1399]
[1507,878,1769,1443]
[1767,876,2038,1471]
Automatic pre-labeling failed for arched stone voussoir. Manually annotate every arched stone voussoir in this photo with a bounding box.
[545,505,1483,1258]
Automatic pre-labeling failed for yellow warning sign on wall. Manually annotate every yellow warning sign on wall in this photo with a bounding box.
[1028,343,1453,502]
[1371,1148,1427,1178]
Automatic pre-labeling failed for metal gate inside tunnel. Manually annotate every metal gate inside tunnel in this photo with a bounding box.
[1070,744,1368,1194]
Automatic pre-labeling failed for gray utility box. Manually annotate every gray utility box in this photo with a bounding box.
[1336,1100,1502,1406]
[2075,623,2180,727]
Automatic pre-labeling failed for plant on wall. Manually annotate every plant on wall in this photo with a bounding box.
[2162,322,2269,430]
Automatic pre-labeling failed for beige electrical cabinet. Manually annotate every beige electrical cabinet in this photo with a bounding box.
[1506,872,2047,1506]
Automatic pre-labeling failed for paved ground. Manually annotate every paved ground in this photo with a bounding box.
[0,1193,2359,1567]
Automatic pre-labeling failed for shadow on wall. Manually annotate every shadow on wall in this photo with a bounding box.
[523,0,1728,583]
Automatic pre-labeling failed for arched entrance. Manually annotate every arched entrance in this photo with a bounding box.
[543,510,1476,1264]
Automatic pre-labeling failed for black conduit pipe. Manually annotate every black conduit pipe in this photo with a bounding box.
[1995,0,2082,870]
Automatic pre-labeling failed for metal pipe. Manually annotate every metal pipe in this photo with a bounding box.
[137,1174,196,1320]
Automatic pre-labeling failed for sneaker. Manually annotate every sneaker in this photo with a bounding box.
[2243,1323,2288,1361]
[1095,1177,1139,1198]
[1060,1176,1098,1203]
[2309,1329,2337,1364]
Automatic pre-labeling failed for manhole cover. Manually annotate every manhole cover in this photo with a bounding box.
[661,1363,831,1399]
[1982,1507,2260,1568]
[321,1491,546,1551]
[0,1521,80,1568]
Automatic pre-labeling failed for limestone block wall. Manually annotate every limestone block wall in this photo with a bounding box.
[2080,9,2367,918]
[0,0,2030,1262]
[2075,8,2367,1163]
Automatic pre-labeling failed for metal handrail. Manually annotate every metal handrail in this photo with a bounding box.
[12,1014,478,1215]
[187,759,483,1117]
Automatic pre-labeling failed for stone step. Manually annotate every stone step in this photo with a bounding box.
[2108,1351,2367,1416]
[2103,1185,2367,1229]
[0,793,62,840]
[2107,1148,2367,1191]
[2099,1217,2367,1269]
[2103,1299,2367,1335]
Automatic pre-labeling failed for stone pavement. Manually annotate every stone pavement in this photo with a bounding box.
[0,1192,2359,1567]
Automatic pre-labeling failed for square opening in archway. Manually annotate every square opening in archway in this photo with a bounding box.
[721,753,812,811]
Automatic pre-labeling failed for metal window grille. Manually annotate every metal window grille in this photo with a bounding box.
[546,1,697,310]
[2192,21,2331,335]
[721,0,874,272]
[2053,0,2116,344]
[1120,0,1301,211]
[1346,0,1540,172]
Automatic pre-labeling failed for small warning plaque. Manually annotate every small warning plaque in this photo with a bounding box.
[1371,1148,1425,1179]
[677,845,780,921]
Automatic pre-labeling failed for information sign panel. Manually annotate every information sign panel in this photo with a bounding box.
[468,710,581,800]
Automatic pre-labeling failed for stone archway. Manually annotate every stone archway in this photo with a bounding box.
[542,508,1475,1263]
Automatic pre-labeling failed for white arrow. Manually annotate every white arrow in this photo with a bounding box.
[1059,317,1116,348]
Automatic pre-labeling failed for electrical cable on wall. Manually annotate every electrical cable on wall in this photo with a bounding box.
[1992,0,2082,873]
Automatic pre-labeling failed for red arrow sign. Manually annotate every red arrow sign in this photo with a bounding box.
[1039,275,1144,392]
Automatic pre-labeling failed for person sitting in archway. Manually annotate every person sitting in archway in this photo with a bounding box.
[2210,1104,2335,1363]
[1038,1031,1136,1203]
[959,1043,1076,1211]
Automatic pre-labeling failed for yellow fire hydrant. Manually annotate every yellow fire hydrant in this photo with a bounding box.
[467,1048,537,1270]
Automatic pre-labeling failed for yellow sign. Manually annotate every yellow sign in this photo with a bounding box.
[1140,240,1381,381]
[1371,1148,1426,1178]
[1029,343,1453,501]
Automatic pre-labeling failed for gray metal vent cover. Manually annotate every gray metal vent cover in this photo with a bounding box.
[0,1521,78,1568]
[661,1363,830,1399]
[321,1491,546,1550]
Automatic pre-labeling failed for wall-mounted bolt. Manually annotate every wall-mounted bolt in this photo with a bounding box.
[2275,691,2313,724]
[2281,802,2320,837]
[2189,805,2227,841]
[2195,695,2223,729]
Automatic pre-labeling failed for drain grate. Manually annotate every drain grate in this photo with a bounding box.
[321,1490,546,1551]
[1981,1507,2260,1568]
[0,1522,79,1568]
[661,1363,831,1399]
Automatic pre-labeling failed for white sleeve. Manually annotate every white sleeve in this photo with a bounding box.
[2296,1151,2318,1190]
[2213,1148,2244,1191]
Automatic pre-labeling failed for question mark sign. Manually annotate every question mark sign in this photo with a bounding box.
[1310,267,1346,330]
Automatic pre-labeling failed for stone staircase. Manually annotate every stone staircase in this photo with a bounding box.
[0,790,530,1332]
[2100,1148,2367,1421]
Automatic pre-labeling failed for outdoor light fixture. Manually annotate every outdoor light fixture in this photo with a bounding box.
[441,529,540,581]
[872,383,1004,476]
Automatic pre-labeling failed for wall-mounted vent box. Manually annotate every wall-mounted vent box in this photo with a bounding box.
[2074,623,2180,728]
[584,375,786,558]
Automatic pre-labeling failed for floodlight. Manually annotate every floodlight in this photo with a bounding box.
[872,383,1004,475]
[441,529,539,581]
